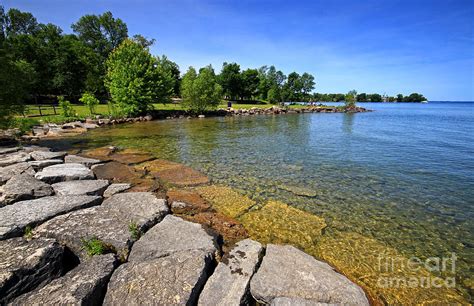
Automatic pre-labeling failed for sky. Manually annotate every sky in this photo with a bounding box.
[4,0,474,101]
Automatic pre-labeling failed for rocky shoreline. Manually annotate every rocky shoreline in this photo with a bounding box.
[1,105,370,143]
[0,145,370,305]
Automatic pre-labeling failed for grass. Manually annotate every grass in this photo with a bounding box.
[23,225,33,239]
[128,221,141,240]
[81,237,113,256]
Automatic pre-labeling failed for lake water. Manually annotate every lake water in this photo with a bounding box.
[42,102,474,302]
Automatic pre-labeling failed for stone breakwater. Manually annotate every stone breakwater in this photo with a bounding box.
[0,145,369,305]
[1,105,369,143]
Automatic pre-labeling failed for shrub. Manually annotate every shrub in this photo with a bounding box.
[58,96,75,117]
[24,225,33,239]
[79,92,100,115]
[81,237,113,256]
[181,65,222,114]
[128,221,141,240]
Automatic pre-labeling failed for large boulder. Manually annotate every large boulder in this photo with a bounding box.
[0,173,53,206]
[0,238,64,304]
[0,195,102,240]
[34,192,168,259]
[35,163,95,183]
[0,162,35,185]
[30,150,67,161]
[13,254,116,305]
[28,159,63,171]
[52,180,110,196]
[250,244,369,305]
[199,239,263,306]
[0,147,20,155]
[0,151,31,167]
[104,250,214,306]
[128,215,218,262]
[65,155,101,168]
[103,183,131,198]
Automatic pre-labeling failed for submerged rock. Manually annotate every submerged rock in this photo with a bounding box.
[0,151,31,167]
[137,159,209,186]
[128,215,218,262]
[0,162,35,185]
[109,149,155,165]
[80,146,117,161]
[34,192,168,259]
[196,185,255,218]
[35,163,95,183]
[0,173,53,206]
[65,155,101,168]
[52,180,110,196]
[103,183,131,197]
[0,195,102,240]
[199,239,263,306]
[30,150,67,161]
[277,184,318,198]
[0,238,64,304]
[167,188,211,214]
[250,244,369,305]
[13,254,116,305]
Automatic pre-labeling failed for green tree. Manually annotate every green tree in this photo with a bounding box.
[156,55,181,97]
[357,93,367,102]
[368,93,382,102]
[79,92,100,114]
[396,94,404,102]
[301,72,315,101]
[218,62,241,100]
[240,68,259,100]
[345,90,357,108]
[105,39,173,116]
[181,65,222,114]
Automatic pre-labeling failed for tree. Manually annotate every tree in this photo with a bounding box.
[357,93,367,102]
[404,93,426,102]
[301,72,315,101]
[396,94,404,102]
[105,39,173,116]
[240,68,259,100]
[218,62,241,100]
[282,72,303,101]
[131,34,155,48]
[181,65,222,114]
[79,92,100,114]
[156,55,181,97]
[368,93,382,102]
[345,90,357,108]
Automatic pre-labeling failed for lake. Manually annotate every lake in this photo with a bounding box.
[42,101,474,303]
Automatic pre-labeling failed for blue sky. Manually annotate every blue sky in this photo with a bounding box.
[4,0,474,101]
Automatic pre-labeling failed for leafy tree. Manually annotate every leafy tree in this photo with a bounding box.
[79,92,100,114]
[240,68,259,100]
[356,93,367,102]
[282,72,303,101]
[368,93,382,102]
[181,65,222,114]
[396,94,404,102]
[345,90,357,108]
[131,34,155,48]
[301,72,315,101]
[58,95,75,117]
[105,39,173,116]
[3,8,39,37]
[218,62,241,100]
[156,55,181,97]
[404,93,426,102]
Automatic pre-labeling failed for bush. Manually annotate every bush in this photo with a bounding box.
[79,92,100,115]
[58,96,75,117]
[81,237,113,256]
[181,65,222,114]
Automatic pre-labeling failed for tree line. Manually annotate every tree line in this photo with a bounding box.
[313,92,426,103]
[0,6,426,126]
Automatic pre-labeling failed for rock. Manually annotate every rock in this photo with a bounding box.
[103,183,131,197]
[35,163,95,183]
[167,189,211,215]
[137,159,209,186]
[65,155,101,168]
[0,238,64,303]
[109,149,155,165]
[12,254,116,305]
[270,297,321,305]
[0,147,20,155]
[129,215,218,262]
[28,159,63,170]
[198,114,205,118]
[34,192,168,259]
[171,201,188,210]
[0,174,53,206]
[250,244,369,305]
[196,185,255,218]
[30,150,67,161]
[0,162,35,185]
[52,180,110,196]
[199,239,263,306]
[0,151,31,167]
[0,195,102,240]
[83,123,99,129]
[104,249,214,306]
[277,184,317,198]
[93,161,156,192]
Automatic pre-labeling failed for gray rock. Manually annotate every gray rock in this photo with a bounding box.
[0,151,31,167]
[52,180,110,196]
[28,159,63,170]
[12,254,116,305]
[129,215,218,262]
[30,150,67,161]
[34,192,168,259]
[171,201,188,210]
[65,155,101,168]
[250,245,369,305]
[104,249,213,306]
[0,174,53,206]
[199,239,263,306]
[102,183,131,198]
[83,123,99,129]
[271,297,334,306]
[35,163,95,183]
[0,162,35,185]
[0,238,64,304]
[0,195,102,240]
[0,147,20,155]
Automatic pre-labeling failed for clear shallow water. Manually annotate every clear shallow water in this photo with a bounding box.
[42,102,474,299]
